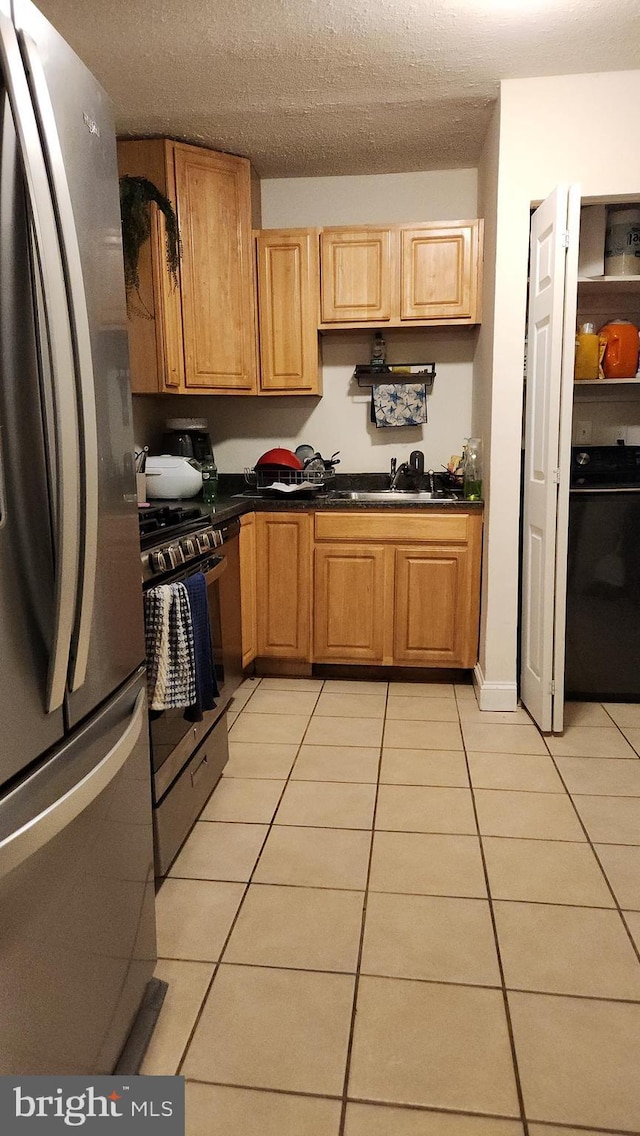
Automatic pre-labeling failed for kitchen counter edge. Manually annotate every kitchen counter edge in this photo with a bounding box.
[160,494,484,526]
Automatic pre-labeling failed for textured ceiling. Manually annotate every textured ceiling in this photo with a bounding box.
[37,0,640,176]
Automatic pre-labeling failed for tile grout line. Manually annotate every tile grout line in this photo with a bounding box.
[185,1076,558,1129]
[337,681,389,1136]
[172,679,326,1077]
[161,874,637,909]
[455,688,531,1136]
[544,748,640,971]
[156,952,640,1006]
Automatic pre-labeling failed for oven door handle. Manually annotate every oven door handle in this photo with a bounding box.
[203,557,227,586]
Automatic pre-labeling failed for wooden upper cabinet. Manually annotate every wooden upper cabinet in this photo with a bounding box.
[318,221,483,328]
[116,139,257,395]
[256,229,321,394]
[174,145,257,392]
[117,139,185,394]
[320,228,394,323]
[401,222,481,322]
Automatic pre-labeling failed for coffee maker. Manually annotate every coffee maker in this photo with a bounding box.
[162,418,214,464]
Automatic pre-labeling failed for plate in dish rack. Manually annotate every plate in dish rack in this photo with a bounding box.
[268,480,323,494]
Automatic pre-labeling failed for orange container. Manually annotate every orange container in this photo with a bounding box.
[599,320,639,379]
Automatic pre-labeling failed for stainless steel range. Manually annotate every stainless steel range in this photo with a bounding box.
[139,505,243,875]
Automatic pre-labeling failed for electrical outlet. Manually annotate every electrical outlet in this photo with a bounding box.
[576,421,592,443]
[614,425,628,444]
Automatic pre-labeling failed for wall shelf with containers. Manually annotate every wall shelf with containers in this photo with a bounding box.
[574,203,640,398]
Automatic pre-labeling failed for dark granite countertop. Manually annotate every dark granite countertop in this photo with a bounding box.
[146,473,484,525]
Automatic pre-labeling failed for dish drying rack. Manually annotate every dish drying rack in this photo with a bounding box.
[244,467,336,490]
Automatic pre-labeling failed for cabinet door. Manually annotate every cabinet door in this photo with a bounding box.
[314,545,387,662]
[256,229,320,394]
[239,514,257,668]
[117,139,185,393]
[401,222,481,322]
[256,514,312,659]
[174,144,257,392]
[394,545,479,667]
[320,228,395,322]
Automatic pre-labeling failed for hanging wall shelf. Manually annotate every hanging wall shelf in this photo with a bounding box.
[354,363,436,391]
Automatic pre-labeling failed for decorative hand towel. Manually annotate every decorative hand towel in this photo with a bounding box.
[184,572,220,722]
[144,582,196,711]
[371,383,428,428]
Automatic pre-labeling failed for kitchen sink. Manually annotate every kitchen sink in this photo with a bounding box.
[328,490,456,502]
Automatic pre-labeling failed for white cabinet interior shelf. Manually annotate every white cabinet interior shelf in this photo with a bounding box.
[578,275,640,293]
[575,377,640,386]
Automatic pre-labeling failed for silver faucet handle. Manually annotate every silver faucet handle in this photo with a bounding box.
[390,457,397,477]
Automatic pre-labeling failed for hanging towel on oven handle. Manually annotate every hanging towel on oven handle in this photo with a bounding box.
[184,571,220,722]
[144,582,196,711]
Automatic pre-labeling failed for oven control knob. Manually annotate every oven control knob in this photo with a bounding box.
[149,550,166,573]
[197,531,211,552]
[166,544,184,569]
[211,529,222,548]
[181,537,197,558]
[576,451,590,466]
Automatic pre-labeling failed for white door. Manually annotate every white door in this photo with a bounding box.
[521,184,580,732]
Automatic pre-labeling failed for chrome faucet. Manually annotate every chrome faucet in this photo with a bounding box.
[389,457,410,490]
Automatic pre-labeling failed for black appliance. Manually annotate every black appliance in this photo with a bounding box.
[565,445,640,700]
[162,418,214,463]
[140,506,243,875]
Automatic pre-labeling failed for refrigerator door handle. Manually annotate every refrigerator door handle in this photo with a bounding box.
[19,30,99,694]
[0,691,146,881]
[0,8,80,713]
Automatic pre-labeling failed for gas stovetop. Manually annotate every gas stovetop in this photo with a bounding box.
[138,505,206,550]
[570,445,640,489]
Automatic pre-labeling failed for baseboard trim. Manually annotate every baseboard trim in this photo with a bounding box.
[473,663,519,711]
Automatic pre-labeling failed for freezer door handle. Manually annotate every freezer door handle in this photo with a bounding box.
[0,8,80,713]
[19,30,99,695]
[0,691,146,882]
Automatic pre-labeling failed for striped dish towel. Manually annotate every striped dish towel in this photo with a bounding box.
[144,582,196,710]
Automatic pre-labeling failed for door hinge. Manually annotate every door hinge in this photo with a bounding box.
[561,230,570,248]
[552,468,561,484]
[549,680,556,695]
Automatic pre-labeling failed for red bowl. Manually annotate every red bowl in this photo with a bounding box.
[255,448,303,470]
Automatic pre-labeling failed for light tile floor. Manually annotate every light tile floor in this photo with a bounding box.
[143,678,640,1136]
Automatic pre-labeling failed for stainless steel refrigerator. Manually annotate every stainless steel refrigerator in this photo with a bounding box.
[0,0,156,1072]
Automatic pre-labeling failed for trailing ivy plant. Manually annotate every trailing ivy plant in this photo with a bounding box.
[119,175,181,307]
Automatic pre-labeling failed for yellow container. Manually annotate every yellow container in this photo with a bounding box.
[574,323,600,380]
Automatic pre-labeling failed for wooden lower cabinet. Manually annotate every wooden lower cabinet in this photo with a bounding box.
[314,545,387,662]
[256,513,312,660]
[239,514,257,667]
[313,510,482,669]
[244,507,481,670]
[394,545,477,667]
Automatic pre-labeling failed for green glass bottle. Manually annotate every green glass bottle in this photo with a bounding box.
[463,438,483,501]
[201,454,218,506]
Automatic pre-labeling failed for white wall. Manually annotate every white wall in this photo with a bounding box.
[262,169,478,227]
[133,168,479,474]
[479,70,640,709]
